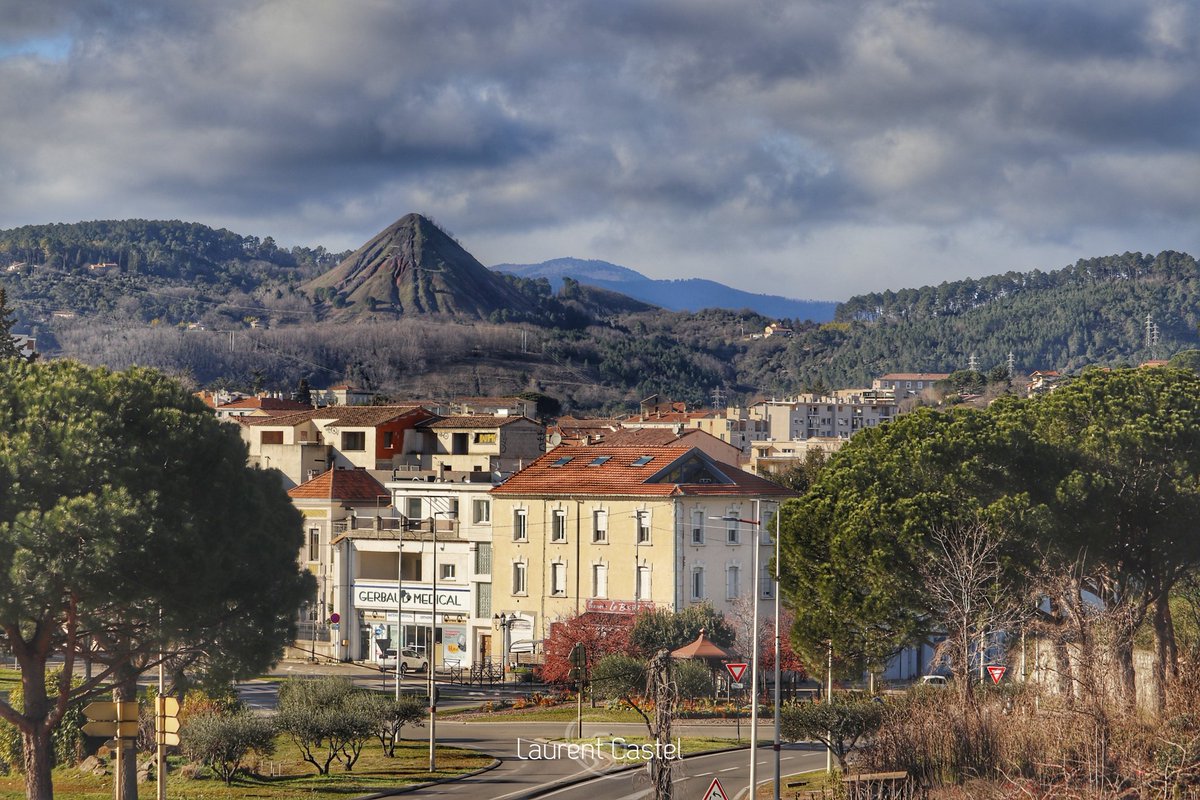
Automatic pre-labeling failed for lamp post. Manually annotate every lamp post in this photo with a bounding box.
[712,502,763,800]
[494,613,515,683]
[773,505,782,800]
[428,509,455,772]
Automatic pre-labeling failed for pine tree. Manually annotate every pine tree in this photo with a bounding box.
[0,288,23,360]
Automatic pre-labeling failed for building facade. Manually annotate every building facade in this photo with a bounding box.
[488,445,794,662]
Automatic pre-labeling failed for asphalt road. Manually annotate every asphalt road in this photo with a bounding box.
[522,743,826,800]
[239,663,828,800]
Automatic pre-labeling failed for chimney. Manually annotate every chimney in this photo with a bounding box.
[438,463,448,481]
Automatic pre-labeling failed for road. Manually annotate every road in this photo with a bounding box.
[239,664,828,800]
[532,744,826,800]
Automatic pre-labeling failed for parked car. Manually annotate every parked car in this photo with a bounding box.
[920,675,948,687]
[380,647,428,674]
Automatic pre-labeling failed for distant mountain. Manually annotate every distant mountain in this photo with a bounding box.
[303,214,548,320]
[492,257,837,321]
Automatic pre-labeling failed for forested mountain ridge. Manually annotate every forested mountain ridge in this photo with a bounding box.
[0,215,1196,413]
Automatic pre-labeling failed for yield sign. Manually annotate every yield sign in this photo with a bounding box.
[724,662,748,683]
[986,665,1007,684]
[703,776,731,800]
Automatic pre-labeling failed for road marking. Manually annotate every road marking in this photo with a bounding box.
[720,766,738,772]
[697,771,713,776]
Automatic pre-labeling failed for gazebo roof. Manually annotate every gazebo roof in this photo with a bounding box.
[670,629,738,661]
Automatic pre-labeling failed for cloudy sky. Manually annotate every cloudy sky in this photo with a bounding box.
[0,1,1196,300]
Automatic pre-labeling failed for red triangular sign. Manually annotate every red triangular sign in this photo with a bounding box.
[724,662,748,683]
[986,665,1007,685]
[703,776,731,800]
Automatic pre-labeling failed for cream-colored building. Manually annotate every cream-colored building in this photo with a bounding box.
[489,445,794,661]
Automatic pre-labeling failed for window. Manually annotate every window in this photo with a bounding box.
[473,499,491,524]
[691,567,705,600]
[513,510,527,541]
[261,430,283,445]
[406,497,422,521]
[474,431,497,444]
[551,562,567,596]
[636,511,651,544]
[727,519,739,544]
[761,562,774,598]
[593,509,608,543]
[726,565,740,599]
[636,566,651,601]
[691,510,705,545]
[631,455,654,467]
[474,542,492,574]
[592,564,608,598]
[341,431,366,451]
[551,456,574,468]
[551,509,567,542]
[383,431,394,448]
[588,456,611,467]
[512,562,527,595]
[475,582,492,617]
[441,563,456,580]
[308,528,320,562]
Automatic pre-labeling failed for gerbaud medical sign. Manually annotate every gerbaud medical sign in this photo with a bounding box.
[352,583,470,613]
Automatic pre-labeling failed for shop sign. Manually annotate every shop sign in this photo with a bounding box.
[353,583,470,613]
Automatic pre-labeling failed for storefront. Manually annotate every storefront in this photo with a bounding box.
[353,582,471,667]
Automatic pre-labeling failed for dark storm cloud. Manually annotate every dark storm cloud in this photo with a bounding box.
[0,0,1195,297]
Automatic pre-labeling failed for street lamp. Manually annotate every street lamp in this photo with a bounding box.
[711,502,763,800]
[428,509,455,773]
[493,613,516,683]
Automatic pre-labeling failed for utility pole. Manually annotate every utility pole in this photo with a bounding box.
[773,505,782,800]
[826,639,833,773]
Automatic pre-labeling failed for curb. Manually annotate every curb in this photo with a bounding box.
[513,743,752,800]
[351,750,502,799]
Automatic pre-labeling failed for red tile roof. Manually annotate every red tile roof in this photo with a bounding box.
[288,468,388,502]
[492,446,794,498]
[424,415,536,429]
[218,397,312,412]
[245,405,428,427]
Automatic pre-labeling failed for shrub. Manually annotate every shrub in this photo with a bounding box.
[276,677,375,774]
[182,710,276,785]
[673,660,715,700]
[591,654,647,702]
[780,697,885,772]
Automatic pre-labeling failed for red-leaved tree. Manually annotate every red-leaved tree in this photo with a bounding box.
[542,612,635,684]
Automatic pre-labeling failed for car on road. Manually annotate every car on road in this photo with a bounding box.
[380,647,428,674]
[920,674,948,687]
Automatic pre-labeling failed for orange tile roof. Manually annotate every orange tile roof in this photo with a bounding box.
[492,445,794,498]
[288,468,388,502]
[219,397,312,411]
[424,415,536,429]
[245,405,428,427]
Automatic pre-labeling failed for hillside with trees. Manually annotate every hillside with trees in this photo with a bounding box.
[1,216,1197,410]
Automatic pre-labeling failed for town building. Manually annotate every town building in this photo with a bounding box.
[241,404,438,489]
[872,373,951,396]
[393,415,546,476]
[488,445,795,662]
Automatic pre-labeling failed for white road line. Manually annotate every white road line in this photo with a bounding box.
[720,766,739,772]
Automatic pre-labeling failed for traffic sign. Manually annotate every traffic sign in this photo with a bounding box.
[157,731,181,746]
[82,721,140,738]
[724,662,748,683]
[155,697,180,717]
[702,776,731,800]
[84,701,139,723]
[730,682,744,690]
[986,665,1007,684]
[329,612,340,624]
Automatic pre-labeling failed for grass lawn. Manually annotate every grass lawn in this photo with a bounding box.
[446,705,653,723]
[755,768,839,799]
[0,736,492,800]
[0,668,19,696]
